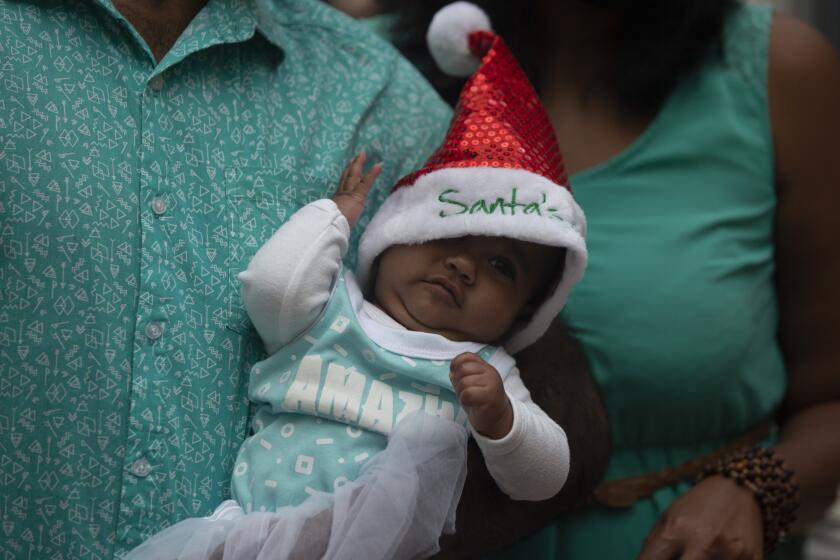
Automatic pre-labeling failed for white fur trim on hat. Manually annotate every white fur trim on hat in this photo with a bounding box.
[427,2,492,77]
[357,167,587,354]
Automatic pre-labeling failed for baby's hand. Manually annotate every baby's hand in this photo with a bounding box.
[333,151,382,229]
[450,352,513,440]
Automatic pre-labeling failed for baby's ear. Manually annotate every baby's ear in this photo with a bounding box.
[503,304,535,344]
[517,302,536,321]
[363,256,381,298]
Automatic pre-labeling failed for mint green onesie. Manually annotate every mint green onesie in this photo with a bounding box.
[231,270,503,511]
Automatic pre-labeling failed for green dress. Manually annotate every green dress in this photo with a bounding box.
[498,4,790,558]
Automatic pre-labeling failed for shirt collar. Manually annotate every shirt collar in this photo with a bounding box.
[250,0,293,52]
[88,0,281,69]
[249,0,358,53]
[161,0,262,71]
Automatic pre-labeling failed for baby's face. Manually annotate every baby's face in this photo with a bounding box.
[373,236,559,343]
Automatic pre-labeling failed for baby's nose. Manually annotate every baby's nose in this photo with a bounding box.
[444,254,476,284]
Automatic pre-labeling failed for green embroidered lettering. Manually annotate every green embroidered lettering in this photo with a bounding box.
[524,202,541,215]
[438,187,561,220]
[506,188,520,215]
[469,198,506,215]
[438,188,468,217]
[489,198,507,215]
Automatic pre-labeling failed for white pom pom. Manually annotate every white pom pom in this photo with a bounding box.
[426,2,492,77]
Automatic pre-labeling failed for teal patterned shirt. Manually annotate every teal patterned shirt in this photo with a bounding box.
[0,0,451,557]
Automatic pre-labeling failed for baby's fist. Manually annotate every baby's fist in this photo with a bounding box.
[450,352,513,440]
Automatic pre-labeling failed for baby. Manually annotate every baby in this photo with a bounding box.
[126,4,587,558]
[233,150,574,508]
[217,147,584,559]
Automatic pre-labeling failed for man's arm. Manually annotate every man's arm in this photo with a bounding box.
[437,320,611,557]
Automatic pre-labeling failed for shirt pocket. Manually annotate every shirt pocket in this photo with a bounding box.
[224,165,332,335]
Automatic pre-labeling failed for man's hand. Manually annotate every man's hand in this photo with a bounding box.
[450,352,513,440]
[332,151,382,228]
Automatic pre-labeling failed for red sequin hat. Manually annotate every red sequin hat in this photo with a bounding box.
[358,2,587,353]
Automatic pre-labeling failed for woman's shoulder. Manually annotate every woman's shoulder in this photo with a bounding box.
[723,2,773,41]
[768,12,840,189]
[768,11,840,99]
[721,4,838,100]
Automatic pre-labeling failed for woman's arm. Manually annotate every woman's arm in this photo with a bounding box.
[769,12,840,528]
[436,320,611,557]
[638,14,840,560]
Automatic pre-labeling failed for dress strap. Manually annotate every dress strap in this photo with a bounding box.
[723,4,773,106]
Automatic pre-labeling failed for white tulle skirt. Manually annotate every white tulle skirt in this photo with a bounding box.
[125,413,469,560]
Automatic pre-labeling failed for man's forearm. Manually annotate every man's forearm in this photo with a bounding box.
[436,321,611,558]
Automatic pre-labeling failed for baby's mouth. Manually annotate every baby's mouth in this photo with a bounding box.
[424,276,463,308]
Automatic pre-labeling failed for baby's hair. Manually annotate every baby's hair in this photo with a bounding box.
[529,246,567,306]
[505,245,566,342]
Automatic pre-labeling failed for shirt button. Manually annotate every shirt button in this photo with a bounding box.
[150,196,167,216]
[145,321,163,340]
[131,457,152,478]
[149,75,164,92]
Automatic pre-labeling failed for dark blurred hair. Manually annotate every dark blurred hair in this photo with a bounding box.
[381,0,737,116]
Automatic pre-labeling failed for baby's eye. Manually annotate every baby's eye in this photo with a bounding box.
[489,256,517,280]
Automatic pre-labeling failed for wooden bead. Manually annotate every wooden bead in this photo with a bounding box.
[698,445,800,553]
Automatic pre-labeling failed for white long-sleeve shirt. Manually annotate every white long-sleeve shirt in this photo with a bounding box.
[238,199,570,501]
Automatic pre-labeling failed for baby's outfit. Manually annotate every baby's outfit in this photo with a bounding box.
[126,200,570,560]
[232,200,569,511]
[127,4,589,556]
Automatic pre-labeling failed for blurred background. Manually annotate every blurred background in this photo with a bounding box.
[326,1,839,558]
[326,0,839,50]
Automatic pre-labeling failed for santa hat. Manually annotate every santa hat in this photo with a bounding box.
[357,2,587,354]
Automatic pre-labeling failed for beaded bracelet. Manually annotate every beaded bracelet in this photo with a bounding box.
[698,445,800,553]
